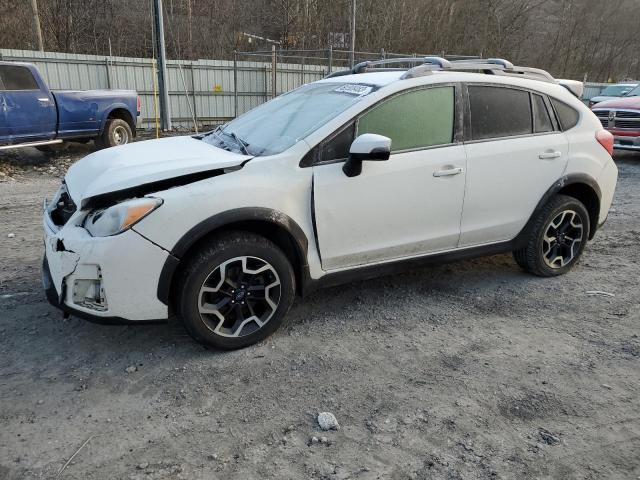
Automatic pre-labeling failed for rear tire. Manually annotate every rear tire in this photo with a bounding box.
[513,194,590,277]
[96,118,132,149]
[176,231,296,350]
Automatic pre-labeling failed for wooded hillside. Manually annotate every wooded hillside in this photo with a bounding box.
[1,0,638,81]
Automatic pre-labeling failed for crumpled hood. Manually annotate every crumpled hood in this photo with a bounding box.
[65,136,251,207]
[592,96,640,110]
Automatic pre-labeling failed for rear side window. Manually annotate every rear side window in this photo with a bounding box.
[469,86,532,140]
[550,98,579,131]
[532,94,554,133]
[357,87,455,152]
[0,65,39,90]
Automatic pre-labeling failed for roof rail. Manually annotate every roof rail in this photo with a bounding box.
[325,56,557,84]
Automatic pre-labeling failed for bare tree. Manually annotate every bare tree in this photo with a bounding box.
[1,0,640,81]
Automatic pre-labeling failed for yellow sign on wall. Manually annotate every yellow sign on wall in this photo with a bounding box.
[213,84,222,93]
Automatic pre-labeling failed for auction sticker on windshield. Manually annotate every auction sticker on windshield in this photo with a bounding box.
[333,84,374,96]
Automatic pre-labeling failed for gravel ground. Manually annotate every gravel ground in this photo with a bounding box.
[0,142,639,480]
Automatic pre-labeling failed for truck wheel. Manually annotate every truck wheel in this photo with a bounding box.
[96,118,132,149]
[513,195,590,277]
[176,231,296,350]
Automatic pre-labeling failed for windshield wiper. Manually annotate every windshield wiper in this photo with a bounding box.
[224,130,250,155]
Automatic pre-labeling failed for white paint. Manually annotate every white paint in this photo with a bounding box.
[64,136,250,207]
[460,133,569,246]
[349,133,391,154]
[44,221,169,320]
[313,145,467,269]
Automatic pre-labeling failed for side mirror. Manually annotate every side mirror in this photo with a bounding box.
[342,134,391,177]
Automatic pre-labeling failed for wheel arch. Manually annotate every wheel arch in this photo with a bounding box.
[101,106,137,137]
[157,208,310,306]
[521,174,601,241]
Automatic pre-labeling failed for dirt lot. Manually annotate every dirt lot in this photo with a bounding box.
[0,143,639,480]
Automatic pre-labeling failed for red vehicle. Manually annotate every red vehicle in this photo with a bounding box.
[592,85,640,151]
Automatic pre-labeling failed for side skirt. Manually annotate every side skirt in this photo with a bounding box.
[300,238,522,296]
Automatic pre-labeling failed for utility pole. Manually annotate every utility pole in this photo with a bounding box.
[186,0,193,59]
[153,0,172,131]
[349,0,356,68]
[30,0,44,52]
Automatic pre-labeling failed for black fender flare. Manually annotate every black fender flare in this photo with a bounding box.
[156,207,309,305]
[515,172,602,244]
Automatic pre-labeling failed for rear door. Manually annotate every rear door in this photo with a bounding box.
[460,85,569,246]
[0,64,56,142]
[313,85,467,270]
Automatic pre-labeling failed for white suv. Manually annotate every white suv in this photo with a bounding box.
[43,58,618,349]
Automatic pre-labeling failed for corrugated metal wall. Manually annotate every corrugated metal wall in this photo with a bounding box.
[583,82,612,101]
[0,49,620,125]
[0,49,326,129]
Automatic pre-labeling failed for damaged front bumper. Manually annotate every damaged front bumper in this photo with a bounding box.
[43,213,170,323]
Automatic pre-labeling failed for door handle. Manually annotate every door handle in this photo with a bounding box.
[37,97,50,103]
[539,151,562,160]
[433,166,464,177]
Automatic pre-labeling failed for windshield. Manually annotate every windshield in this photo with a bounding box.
[202,82,375,156]
[601,84,636,96]
[625,85,640,97]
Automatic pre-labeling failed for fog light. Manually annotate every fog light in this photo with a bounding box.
[72,266,107,311]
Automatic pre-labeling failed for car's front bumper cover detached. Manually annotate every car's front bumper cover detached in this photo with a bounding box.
[43,207,170,323]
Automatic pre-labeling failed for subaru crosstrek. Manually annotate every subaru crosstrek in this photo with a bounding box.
[42,58,618,349]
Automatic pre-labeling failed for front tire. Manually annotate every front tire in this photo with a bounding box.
[176,232,296,350]
[513,194,590,277]
[96,118,132,149]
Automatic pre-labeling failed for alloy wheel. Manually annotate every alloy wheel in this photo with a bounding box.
[197,256,281,337]
[542,209,584,269]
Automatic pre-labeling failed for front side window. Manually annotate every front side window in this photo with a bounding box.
[469,86,532,140]
[320,122,355,162]
[0,66,39,91]
[203,82,375,156]
[357,87,455,152]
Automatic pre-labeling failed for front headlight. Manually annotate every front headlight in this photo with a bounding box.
[84,197,162,237]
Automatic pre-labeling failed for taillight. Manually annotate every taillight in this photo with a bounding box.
[596,129,614,155]
[136,96,142,114]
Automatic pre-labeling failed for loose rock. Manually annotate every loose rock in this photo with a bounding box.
[318,412,339,431]
[125,366,137,373]
[538,428,561,445]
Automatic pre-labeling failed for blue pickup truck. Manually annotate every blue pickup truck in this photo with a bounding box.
[0,61,140,150]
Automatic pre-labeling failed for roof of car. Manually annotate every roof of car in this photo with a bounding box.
[316,71,405,87]
[313,58,587,102]
[316,70,572,99]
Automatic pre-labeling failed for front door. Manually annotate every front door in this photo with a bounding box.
[0,64,56,143]
[313,86,467,270]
